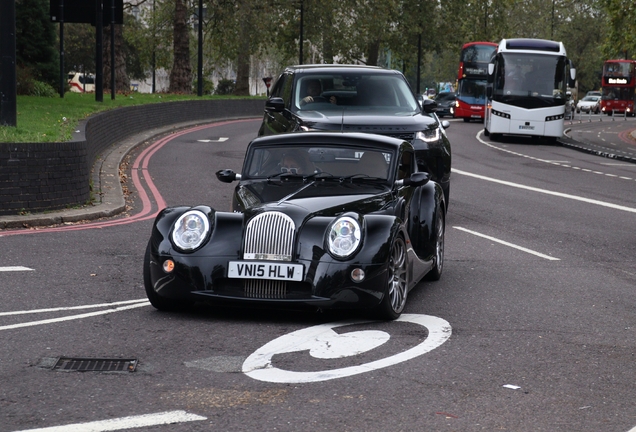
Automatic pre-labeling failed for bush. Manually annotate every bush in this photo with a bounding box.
[16,66,36,96]
[192,78,215,95]
[31,81,58,97]
[215,79,236,95]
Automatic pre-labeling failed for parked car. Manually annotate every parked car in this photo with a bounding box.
[67,72,95,93]
[143,132,446,320]
[258,64,452,207]
[434,92,456,118]
[576,95,601,114]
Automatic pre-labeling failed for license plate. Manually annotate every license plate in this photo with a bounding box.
[228,261,304,281]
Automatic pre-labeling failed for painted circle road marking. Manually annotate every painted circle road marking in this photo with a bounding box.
[242,314,452,383]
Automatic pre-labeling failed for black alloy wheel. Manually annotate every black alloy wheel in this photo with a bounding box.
[376,236,408,320]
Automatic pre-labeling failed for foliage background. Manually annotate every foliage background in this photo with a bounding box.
[10,0,636,98]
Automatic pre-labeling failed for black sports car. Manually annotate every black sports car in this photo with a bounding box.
[257,64,452,207]
[144,132,445,319]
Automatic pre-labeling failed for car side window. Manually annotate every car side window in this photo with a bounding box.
[279,74,293,107]
[270,74,285,98]
[399,151,414,180]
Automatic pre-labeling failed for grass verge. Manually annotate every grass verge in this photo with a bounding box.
[0,93,263,143]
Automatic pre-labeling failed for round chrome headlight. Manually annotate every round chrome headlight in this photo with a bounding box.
[171,210,210,251]
[328,216,361,258]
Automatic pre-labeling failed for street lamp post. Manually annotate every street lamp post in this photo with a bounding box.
[299,0,304,65]
[0,0,17,126]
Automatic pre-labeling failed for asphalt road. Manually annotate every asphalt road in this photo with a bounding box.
[1,117,636,432]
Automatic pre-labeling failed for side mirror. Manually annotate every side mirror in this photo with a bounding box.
[421,98,437,113]
[265,97,285,113]
[441,120,450,130]
[569,68,576,87]
[401,171,430,187]
[488,63,495,75]
[216,169,240,183]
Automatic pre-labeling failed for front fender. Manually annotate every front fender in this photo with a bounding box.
[297,214,401,265]
[408,181,444,259]
[150,206,244,257]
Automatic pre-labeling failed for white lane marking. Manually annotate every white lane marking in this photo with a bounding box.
[13,410,207,432]
[0,266,34,272]
[477,130,635,182]
[243,314,452,383]
[452,168,636,214]
[197,137,229,142]
[453,226,560,261]
[0,301,150,331]
[0,299,149,317]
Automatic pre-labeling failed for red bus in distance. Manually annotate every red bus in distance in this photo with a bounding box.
[455,41,498,122]
[601,59,636,116]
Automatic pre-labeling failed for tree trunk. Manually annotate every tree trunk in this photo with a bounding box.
[366,39,381,66]
[103,25,129,93]
[233,10,251,96]
[169,0,192,93]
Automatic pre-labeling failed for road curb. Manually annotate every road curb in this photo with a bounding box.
[561,127,636,164]
[0,118,254,230]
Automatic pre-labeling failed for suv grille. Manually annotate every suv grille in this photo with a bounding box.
[384,132,415,142]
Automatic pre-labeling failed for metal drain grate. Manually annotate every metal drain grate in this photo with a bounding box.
[53,357,138,372]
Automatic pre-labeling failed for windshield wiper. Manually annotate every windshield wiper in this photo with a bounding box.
[339,174,386,183]
[303,172,337,181]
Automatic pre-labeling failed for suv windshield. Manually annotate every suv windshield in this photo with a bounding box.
[291,73,420,114]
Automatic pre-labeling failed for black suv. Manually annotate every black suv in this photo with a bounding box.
[258,64,452,206]
[434,91,456,118]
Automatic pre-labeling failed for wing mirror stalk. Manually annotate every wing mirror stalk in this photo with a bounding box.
[216,169,241,183]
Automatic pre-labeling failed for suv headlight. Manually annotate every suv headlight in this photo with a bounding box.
[416,127,441,143]
[327,216,362,259]
[172,210,210,251]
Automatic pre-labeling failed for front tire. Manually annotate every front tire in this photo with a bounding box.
[424,204,445,281]
[376,236,408,320]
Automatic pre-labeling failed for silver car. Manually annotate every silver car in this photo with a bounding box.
[576,95,601,114]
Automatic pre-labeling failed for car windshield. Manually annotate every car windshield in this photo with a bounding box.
[244,144,394,181]
[291,73,420,114]
[581,96,598,102]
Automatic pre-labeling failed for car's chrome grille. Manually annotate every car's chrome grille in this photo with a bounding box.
[244,279,287,299]
[243,212,295,261]
[215,279,312,300]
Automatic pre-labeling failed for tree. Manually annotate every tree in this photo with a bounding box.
[15,0,59,85]
[63,23,96,75]
[104,24,131,92]
[600,0,636,59]
[168,0,191,93]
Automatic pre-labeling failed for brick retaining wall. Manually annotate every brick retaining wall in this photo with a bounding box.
[0,99,264,216]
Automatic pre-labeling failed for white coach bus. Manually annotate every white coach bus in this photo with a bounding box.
[484,38,576,142]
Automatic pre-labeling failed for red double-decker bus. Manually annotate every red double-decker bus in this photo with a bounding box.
[601,59,636,116]
[455,41,498,122]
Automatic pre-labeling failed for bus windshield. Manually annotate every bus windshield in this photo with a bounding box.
[457,79,487,104]
[492,53,568,109]
[602,86,634,101]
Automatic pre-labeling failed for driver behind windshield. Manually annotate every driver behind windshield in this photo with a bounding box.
[300,79,337,106]
[279,150,316,175]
